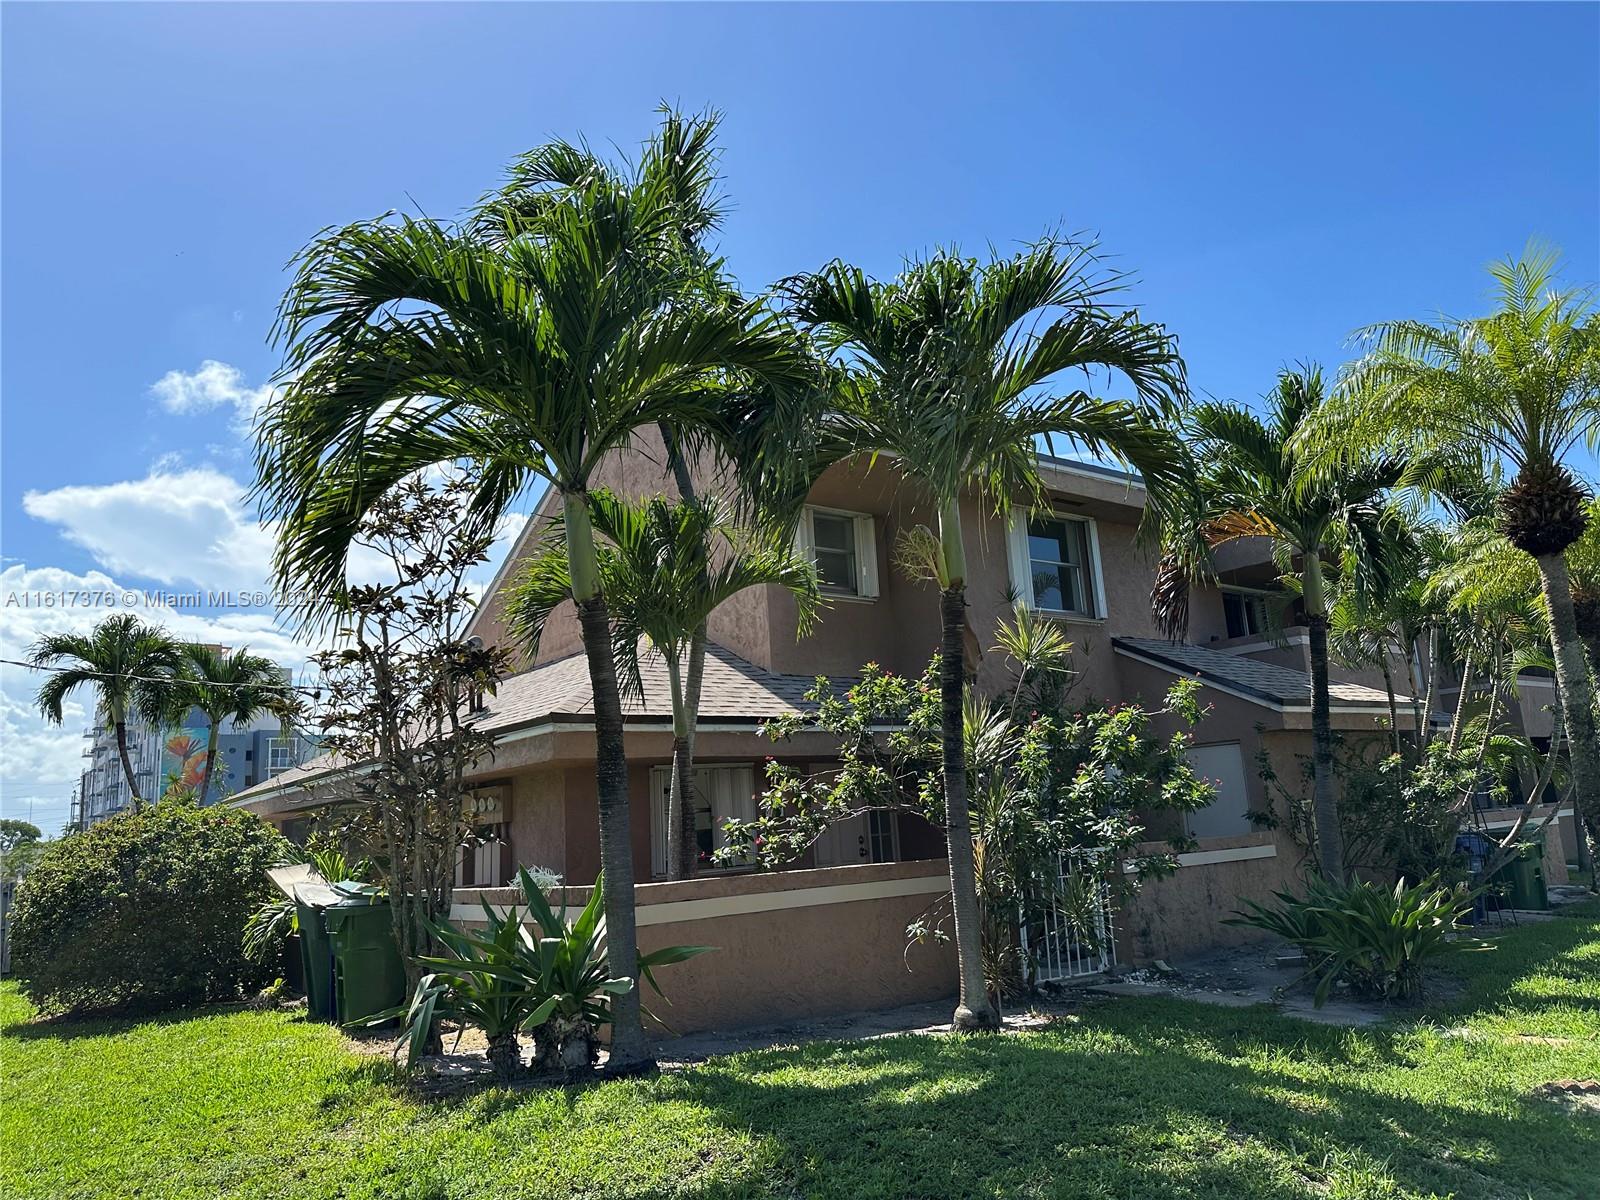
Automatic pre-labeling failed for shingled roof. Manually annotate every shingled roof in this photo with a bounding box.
[1113,637,1398,710]
[232,644,825,805]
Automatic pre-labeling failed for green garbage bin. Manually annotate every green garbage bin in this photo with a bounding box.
[293,883,340,1021]
[1500,842,1549,911]
[324,888,406,1025]
[293,881,405,1024]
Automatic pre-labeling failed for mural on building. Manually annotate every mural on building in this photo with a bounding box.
[162,731,211,795]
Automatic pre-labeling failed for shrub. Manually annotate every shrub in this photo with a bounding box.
[1228,875,1485,1005]
[9,804,290,1016]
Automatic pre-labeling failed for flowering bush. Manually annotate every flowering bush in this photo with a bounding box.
[720,615,1217,994]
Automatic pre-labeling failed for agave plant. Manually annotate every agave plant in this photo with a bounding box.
[377,867,710,1080]
[1230,875,1485,1005]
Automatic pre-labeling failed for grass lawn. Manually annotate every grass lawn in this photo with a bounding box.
[4,907,1598,1200]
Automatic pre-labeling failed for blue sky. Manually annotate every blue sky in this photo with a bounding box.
[2,1,1596,832]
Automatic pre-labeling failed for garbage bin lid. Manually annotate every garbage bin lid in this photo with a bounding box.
[291,880,385,908]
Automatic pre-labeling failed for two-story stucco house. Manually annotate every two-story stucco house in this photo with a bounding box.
[235,432,1491,1036]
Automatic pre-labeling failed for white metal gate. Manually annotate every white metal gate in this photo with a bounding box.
[1021,851,1116,982]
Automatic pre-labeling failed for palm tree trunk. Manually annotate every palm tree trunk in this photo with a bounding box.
[1535,552,1600,836]
[1379,654,1401,758]
[113,709,142,812]
[938,501,998,1031]
[663,651,697,881]
[485,1030,524,1081]
[1303,558,1346,883]
[198,721,221,806]
[1448,650,1476,755]
[661,424,707,880]
[1419,626,1440,750]
[563,492,652,1075]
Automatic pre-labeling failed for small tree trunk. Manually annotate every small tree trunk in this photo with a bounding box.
[659,425,708,880]
[678,631,706,878]
[485,1030,524,1081]
[938,501,998,1031]
[564,493,653,1076]
[1536,553,1600,838]
[1303,558,1346,883]
[114,714,142,811]
[199,721,221,806]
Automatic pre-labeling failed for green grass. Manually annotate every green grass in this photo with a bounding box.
[5,907,1598,1200]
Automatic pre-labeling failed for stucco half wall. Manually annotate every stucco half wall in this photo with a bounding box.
[456,860,959,1036]
[1116,832,1304,963]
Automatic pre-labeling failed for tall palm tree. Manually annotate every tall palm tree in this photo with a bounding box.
[165,644,295,806]
[782,241,1187,1029]
[1324,246,1600,840]
[30,613,183,811]
[253,110,806,1073]
[1155,367,1416,883]
[507,490,821,878]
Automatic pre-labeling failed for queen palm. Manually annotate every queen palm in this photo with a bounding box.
[165,644,295,806]
[254,111,805,1073]
[782,241,1187,1029]
[1326,246,1600,838]
[30,613,183,810]
[1156,367,1416,883]
[507,490,821,878]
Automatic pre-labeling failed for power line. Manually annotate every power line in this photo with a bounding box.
[0,657,323,699]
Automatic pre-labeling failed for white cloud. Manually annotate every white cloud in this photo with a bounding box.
[150,359,273,417]
[149,360,278,437]
[22,469,276,588]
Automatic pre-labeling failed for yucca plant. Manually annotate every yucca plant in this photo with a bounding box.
[514,868,712,1074]
[373,867,709,1080]
[1230,875,1485,1006]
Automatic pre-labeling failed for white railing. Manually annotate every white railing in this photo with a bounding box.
[1021,850,1115,983]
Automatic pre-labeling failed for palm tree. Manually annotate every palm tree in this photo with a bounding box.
[30,613,183,811]
[507,490,821,878]
[1155,367,1416,883]
[165,644,295,806]
[1324,246,1600,840]
[253,110,806,1073]
[782,241,1187,1030]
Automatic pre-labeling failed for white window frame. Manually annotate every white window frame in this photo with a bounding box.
[797,505,879,601]
[1007,509,1106,619]
[266,736,299,776]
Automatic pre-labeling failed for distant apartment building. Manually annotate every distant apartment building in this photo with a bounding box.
[72,660,315,830]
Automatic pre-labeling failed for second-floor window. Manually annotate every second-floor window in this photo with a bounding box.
[1025,515,1100,617]
[798,506,879,599]
[1222,589,1270,639]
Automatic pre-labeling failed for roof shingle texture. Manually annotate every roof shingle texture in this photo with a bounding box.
[1113,637,1396,708]
[233,644,822,802]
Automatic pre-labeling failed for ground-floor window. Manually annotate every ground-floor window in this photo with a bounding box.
[650,764,759,877]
